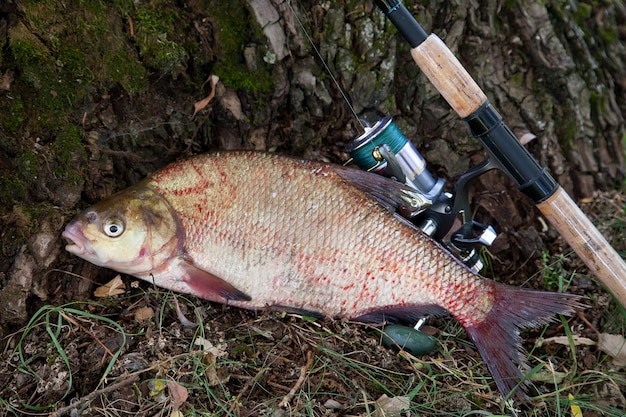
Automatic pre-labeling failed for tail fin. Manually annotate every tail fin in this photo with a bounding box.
[463,282,584,401]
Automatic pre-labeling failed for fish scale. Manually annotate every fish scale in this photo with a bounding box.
[63,151,583,401]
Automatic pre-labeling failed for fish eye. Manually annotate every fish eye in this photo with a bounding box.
[103,218,125,238]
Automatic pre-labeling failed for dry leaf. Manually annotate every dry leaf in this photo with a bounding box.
[172,296,197,327]
[519,132,537,145]
[0,70,14,91]
[192,75,219,117]
[536,335,596,347]
[167,380,188,412]
[373,394,410,417]
[148,379,168,403]
[194,337,230,386]
[529,369,568,384]
[94,275,126,297]
[194,336,228,356]
[203,351,220,386]
[134,306,154,322]
[201,350,230,386]
[569,394,583,417]
[323,399,345,410]
[598,333,626,368]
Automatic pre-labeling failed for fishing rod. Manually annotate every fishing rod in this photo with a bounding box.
[364,0,626,305]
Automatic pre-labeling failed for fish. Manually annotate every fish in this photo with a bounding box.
[62,151,583,401]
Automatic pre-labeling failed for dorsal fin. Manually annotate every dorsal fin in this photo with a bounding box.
[331,165,431,216]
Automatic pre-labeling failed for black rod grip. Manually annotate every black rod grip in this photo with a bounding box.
[465,102,558,202]
[374,0,427,47]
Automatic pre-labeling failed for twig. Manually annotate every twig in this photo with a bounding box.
[279,350,313,408]
[172,296,198,327]
[127,16,135,37]
[59,312,115,358]
[192,75,219,118]
[577,310,598,334]
[360,387,372,415]
[227,367,268,415]
[48,374,140,417]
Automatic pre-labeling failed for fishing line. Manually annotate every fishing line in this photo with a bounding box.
[285,1,366,132]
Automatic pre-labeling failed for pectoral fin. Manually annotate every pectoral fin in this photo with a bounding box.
[180,260,251,302]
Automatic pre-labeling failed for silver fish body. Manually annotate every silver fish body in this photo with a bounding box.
[63,151,582,400]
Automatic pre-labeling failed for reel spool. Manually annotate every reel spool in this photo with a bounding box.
[346,117,443,201]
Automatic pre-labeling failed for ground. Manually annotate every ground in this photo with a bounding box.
[0,0,625,416]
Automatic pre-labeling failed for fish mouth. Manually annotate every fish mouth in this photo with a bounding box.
[62,223,92,256]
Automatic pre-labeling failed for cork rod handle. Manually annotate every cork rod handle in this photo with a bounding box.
[410,35,486,118]
[537,188,626,303]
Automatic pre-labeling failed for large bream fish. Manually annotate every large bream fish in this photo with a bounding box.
[63,151,582,400]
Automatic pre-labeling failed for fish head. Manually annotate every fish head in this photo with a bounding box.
[63,182,182,276]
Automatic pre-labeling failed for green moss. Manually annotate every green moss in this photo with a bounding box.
[557,112,578,152]
[105,52,149,93]
[209,1,272,93]
[52,124,86,167]
[9,22,55,90]
[597,26,618,43]
[0,94,26,134]
[70,2,149,92]
[9,21,86,133]
[133,5,188,77]
[230,342,256,359]
[0,149,41,208]
[10,33,47,66]
[574,3,592,20]
[57,46,93,82]
[0,175,28,206]
[17,149,40,178]
[215,57,272,93]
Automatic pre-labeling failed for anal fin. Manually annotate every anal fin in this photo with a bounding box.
[180,260,251,302]
[353,304,447,324]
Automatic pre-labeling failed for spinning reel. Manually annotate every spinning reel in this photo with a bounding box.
[346,117,497,274]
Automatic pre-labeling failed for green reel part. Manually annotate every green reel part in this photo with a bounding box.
[380,324,437,356]
[346,117,404,172]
